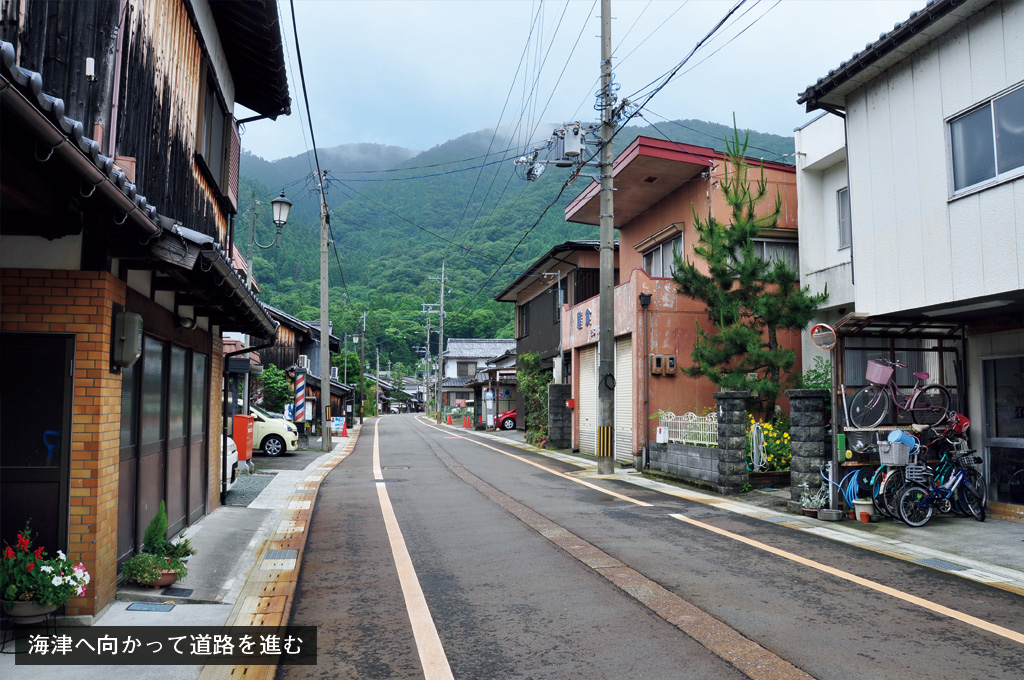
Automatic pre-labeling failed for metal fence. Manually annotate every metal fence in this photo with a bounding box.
[659,411,718,447]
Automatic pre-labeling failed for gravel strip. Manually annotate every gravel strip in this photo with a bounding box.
[225,471,276,507]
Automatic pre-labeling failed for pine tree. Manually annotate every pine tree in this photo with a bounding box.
[673,123,827,418]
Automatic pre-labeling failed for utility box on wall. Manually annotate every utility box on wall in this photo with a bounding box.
[665,355,676,375]
[650,354,663,375]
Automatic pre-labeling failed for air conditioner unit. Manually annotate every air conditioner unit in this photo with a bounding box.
[297,354,310,370]
[330,366,339,380]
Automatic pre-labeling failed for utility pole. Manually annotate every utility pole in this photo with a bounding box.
[429,263,447,423]
[318,171,332,451]
[376,345,381,414]
[596,0,615,475]
[424,316,432,414]
[359,311,367,424]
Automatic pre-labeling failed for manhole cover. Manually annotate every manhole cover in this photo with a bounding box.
[383,466,409,470]
[161,587,194,597]
[127,603,175,612]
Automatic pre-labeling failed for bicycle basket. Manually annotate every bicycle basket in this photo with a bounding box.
[954,449,982,467]
[878,440,910,466]
[906,463,930,484]
[865,360,894,386]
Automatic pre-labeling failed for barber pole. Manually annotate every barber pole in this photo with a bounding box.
[294,370,306,423]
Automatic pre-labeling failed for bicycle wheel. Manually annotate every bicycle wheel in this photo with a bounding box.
[878,467,906,518]
[958,468,987,511]
[961,477,986,522]
[912,385,951,426]
[850,385,888,428]
[897,483,933,527]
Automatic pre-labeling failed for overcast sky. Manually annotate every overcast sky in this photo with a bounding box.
[238,0,926,162]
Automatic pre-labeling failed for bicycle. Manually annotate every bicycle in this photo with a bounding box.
[848,357,951,428]
[896,454,986,526]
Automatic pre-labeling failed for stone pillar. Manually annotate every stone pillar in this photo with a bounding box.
[547,383,572,449]
[714,391,750,493]
[786,389,829,512]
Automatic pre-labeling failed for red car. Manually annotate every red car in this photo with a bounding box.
[498,408,517,430]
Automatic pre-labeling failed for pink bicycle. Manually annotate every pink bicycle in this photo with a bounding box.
[848,357,951,428]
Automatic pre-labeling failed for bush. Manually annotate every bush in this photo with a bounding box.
[121,553,187,586]
[142,501,168,555]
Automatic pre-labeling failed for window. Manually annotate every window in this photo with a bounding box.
[734,239,800,272]
[517,305,529,338]
[642,234,683,278]
[457,361,477,377]
[837,187,851,249]
[950,83,1024,193]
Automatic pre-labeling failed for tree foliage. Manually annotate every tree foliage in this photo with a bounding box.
[672,123,826,418]
[260,364,292,413]
[516,352,551,444]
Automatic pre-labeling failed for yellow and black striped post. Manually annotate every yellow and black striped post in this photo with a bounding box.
[598,425,614,460]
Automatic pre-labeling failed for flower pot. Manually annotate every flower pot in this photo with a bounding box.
[853,499,875,519]
[150,569,179,589]
[1,599,58,624]
[801,507,818,518]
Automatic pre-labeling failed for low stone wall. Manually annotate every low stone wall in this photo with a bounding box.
[649,442,721,488]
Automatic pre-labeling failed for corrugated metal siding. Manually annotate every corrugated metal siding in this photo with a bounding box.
[614,336,633,463]
[578,346,597,454]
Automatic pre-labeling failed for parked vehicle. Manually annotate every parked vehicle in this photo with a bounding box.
[498,408,517,430]
[251,404,299,456]
[223,437,239,491]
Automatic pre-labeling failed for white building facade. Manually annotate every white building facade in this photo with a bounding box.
[797,0,1024,518]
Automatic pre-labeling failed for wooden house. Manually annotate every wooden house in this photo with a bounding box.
[0,0,289,620]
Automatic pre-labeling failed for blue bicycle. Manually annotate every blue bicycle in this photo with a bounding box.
[896,453,986,527]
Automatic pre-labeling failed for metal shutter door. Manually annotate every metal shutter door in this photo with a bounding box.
[614,336,633,463]
[578,345,597,454]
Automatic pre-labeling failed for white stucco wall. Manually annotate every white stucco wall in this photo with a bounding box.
[844,0,1024,316]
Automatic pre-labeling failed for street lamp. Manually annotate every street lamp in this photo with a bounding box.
[245,191,292,289]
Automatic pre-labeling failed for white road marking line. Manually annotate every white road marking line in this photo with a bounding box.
[417,418,1023,647]
[374,419,455,679]
[670,513,1024,646]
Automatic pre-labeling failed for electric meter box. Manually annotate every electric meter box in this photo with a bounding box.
[113,311,143,368]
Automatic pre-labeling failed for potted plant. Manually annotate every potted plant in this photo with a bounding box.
[168,531,196,562]
[1,525,90,622]
[853,498,875,522]
[121,553,187,588]
[799,483,826,518]
[120,500,189,587]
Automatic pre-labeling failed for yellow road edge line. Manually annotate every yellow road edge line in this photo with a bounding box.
[670,513,1024,646]
[417,417,1024,648]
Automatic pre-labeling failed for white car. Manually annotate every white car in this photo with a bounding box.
[251,404,299,456]
[223,437,239,491]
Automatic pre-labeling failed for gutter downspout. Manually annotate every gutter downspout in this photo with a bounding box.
[639,292,652,469]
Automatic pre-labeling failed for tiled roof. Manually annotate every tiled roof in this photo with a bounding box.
[797,0,989,111]
[445,338,516,359]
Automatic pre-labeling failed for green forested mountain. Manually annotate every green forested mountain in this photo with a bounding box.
[239,119,794,377]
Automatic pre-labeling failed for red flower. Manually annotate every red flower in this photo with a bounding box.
[26,563,35,572]
[3,546,13,559]
[16,534,30,551]
[34,546,44,559]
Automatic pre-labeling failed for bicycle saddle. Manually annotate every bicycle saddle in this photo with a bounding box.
[913,371,929,380]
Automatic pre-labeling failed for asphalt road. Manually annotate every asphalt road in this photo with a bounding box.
[279,415,1024,679]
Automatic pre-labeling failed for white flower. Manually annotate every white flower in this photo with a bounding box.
[56,550,66,561]
[51,576,64,586]
[40,565,54,573]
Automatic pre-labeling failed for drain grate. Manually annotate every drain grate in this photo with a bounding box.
[265,549,298,560]
[917,558,967,572]
[162,587,194,597]
[127,603,175,612]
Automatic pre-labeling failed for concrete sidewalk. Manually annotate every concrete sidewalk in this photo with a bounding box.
[3,418,1021,677]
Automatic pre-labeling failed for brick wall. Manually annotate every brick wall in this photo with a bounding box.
[0,269,126,617]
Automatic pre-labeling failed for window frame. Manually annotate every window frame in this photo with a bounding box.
[836,186,852,250]
[641,234,683,278]
[457,361,477,378]
[947,81,1024,199]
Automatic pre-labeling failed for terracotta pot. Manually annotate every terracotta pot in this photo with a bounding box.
[1,599,59,624]
[801,508,818,518]
[150,569,179,589]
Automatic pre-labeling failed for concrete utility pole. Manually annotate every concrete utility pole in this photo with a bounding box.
[424,316,432,412]
[359,312,367,423]
[596,0,615,475]
[319,173,332,451]
[429,263,446,423]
